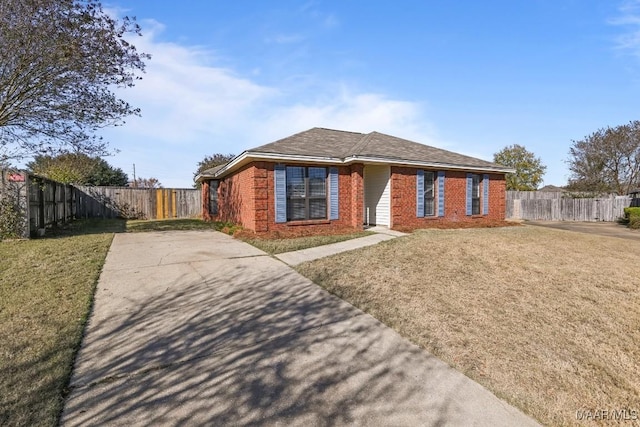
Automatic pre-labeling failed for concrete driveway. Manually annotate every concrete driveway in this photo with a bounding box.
[61,230,539,426]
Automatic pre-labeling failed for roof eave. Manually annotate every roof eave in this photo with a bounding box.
[197,152,514,181]
[211,151,345,179]
[344,155,514,173]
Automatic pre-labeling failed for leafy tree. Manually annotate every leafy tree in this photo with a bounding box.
[0,0,149,161]
[27,153,128,186]
[493,144,546,190]
[193,153,235,188]
[567,121,640,195]
[130,177,162,188]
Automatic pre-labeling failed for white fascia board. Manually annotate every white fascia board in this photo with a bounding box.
[344,156,515,174]
[213,152,344,178]
[208,152,514,180]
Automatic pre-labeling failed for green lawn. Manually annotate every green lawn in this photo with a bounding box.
[0,217,372,426]
[0,219,120,427]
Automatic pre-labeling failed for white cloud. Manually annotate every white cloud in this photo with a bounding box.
[105,20,441,187]
[610,1,640,54]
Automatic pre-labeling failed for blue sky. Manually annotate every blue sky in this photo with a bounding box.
[98,0,640,188]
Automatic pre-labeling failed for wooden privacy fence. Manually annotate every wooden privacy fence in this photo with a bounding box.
[0,169,201,238]
[507,191,632,222]
[74,186,201,220]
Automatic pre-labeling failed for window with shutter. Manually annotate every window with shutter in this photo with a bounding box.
[417,170,436,217]
[468,173,481,215]
[424,171,435,216]
[285,166,327,221]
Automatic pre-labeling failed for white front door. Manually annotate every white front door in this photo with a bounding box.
[363,165,390,226]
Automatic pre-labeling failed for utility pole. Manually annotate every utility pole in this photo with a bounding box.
[132,163,137,188]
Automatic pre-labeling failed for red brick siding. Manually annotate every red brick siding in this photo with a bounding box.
[204,162,507,233]
[201,180,212,221]
[215,163,257,229]
[265,162,363,234]
[390,167,507,228]
[350,164,364,228]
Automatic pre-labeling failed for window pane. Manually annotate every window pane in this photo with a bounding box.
[425,198,435,216]
[286,167,305,197]
[309,199,327,219]
[472,198,480,215]
[472,174,480,198]
[287,198,306,221]
[425,172,434,198]
[308,167,326,197]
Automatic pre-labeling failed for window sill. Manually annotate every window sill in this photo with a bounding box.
[286,219,331,226]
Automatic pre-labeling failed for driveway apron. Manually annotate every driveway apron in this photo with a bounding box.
[61,230,539,426]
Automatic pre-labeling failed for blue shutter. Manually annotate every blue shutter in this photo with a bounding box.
[437,171,445,217]
[416,169,424,217]
[466,173,473,216]
[483,174,489,215]
[274,164,286,223]
[329,167,339,220]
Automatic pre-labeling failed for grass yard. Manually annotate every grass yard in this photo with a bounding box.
[126,218,222,232]
[0,220,120,427]
[296,225,640,426]
[238,230,374,254]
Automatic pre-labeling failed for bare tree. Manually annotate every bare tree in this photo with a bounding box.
[567,121,640,195]
[0,0,149,161]
[130,177,162,189]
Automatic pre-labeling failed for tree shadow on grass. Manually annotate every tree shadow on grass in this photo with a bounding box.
[57,237,532,427]
[41,219,127,239]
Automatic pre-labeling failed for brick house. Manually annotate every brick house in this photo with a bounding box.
[195,128,513,233]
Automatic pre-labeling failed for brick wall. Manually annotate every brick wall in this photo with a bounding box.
[205,161,507,233]
[215,163,256,228]
[265,162,363,234]
[201,180,211,221]
[390,167,507,228]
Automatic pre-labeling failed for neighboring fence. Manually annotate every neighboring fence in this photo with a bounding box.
[74,186,201,220]
[0,169,201,238]
[507,191,632,222]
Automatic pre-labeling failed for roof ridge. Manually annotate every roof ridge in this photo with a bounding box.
[348,131,375,157]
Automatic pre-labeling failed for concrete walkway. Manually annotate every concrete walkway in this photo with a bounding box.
[61,230,540,426]
[275,226,407,266]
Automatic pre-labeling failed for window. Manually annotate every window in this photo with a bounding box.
[471,174,480,215]
[209,180,219,215]
[424,171,435,216]
[286,166,327,220]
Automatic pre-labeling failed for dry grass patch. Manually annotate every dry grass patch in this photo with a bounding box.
[0,220,116,427]
[296,226,640,426]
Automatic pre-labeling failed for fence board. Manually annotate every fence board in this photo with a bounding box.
[507,191,631,222]
[2,169,202,238]
[73,186,201,220]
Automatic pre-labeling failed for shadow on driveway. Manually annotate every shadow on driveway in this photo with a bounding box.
[61,230,539,426]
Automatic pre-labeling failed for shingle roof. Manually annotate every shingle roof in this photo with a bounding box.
[248,128,364,159]
[249,127,504,170]
[196,127,511,181]
[200,164,226,176]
